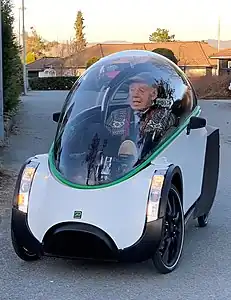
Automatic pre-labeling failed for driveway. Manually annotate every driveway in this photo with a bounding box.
[0,91,230,300]
[0,91,67,172]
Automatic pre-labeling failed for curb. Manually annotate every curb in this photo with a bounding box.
[0,105,20,148]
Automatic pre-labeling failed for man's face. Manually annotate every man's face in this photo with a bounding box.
[129,82,158,111]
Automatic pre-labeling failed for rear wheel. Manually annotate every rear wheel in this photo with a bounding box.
[11,229,41,261]
[152,184,185,274]
[197,213,209,227]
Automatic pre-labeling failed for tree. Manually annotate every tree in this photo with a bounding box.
[149,28,175,42]
[26,51,36,64]
[2,0,23,112]
[152,48,178,65]
[43,39,76,58]
[25,27,46,60]
[74,10,86,52]
[86,56,100,68]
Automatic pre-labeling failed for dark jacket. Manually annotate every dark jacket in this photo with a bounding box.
[105,102,176,161]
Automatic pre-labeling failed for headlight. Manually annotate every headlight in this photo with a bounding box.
[16,160,39,213]
[146,169,167,222]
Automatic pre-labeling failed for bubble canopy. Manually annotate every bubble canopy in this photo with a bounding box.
[52,50,194,186]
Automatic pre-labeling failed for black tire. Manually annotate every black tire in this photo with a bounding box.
[197,213,209,227]
[152,184,185,274]
[11,229,41,261]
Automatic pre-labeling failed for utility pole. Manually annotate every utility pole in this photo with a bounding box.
[0,0,4,140]
[22,0,27,95]
[217,16,221,52]
[217,16,221,76]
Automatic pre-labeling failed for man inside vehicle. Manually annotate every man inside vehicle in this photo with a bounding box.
[64,70,177,183]
[106,72,177,163]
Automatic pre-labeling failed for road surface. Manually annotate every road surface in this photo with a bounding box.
[0,91,230,300]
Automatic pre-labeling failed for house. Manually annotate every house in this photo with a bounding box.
[209,49,231,75]
[63,41,218,77]
[27,57,65,78]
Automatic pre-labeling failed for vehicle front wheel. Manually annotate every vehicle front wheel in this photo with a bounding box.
[11,230,41,261]
[152,184,185,274]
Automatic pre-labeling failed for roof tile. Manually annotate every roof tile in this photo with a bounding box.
[210,48,231,58]
[27,57,64,71]
[63,41,218,68]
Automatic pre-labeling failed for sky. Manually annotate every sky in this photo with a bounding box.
[12,0,231,43]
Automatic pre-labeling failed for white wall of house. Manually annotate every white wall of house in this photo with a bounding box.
[62,68,84,76]
[184,66,217,77]
[184,67,206,76]
[39,68,56,78]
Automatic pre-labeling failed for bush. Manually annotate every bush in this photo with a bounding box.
[28,76,79,90]
[152,48,178,65]
[2,0,23,113]
[86,56,100,69]
[190,75,231,99]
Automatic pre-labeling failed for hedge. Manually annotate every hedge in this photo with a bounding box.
[29,74,231,100]
[2,0,23,113]
[190,75,231,99]
[29,76,79,90]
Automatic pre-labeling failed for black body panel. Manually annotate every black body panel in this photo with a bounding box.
[194,125,220,218]
[11,208,43,255]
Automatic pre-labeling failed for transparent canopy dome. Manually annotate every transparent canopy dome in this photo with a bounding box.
[52,50,194,186]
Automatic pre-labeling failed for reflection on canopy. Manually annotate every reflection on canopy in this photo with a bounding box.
[52,50,194,186]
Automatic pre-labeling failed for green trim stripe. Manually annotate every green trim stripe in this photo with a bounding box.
[48,106,201,189]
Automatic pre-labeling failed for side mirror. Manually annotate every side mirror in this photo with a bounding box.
[187,116,206,135]
[53,112,60,123]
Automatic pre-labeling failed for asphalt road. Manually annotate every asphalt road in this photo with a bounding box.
[0,91,231,300]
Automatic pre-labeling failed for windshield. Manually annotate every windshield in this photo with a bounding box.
[52,50,192,186]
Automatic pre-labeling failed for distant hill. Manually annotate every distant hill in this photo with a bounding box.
[85,41,131,47]
[207,39,231,49]
[102,40,131,44]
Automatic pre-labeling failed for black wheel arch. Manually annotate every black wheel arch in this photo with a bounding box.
[158,164,183,218]
[171,172,183,203]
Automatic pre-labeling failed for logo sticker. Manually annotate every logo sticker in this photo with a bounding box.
[73,211,82,219]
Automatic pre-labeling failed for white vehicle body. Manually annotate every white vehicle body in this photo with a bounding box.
[27,109,207,250]
[11,50,220,273]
